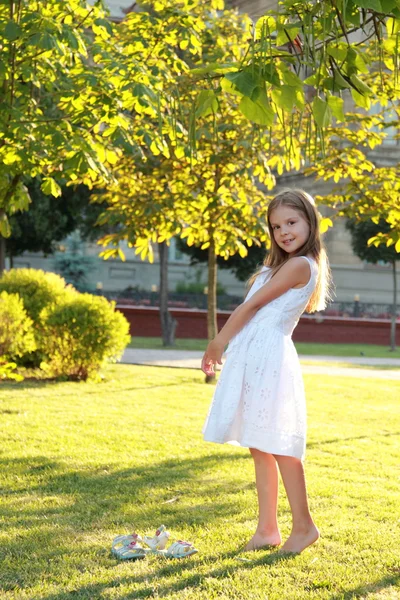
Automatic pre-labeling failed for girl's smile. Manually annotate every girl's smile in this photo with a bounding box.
[269,206,310,255]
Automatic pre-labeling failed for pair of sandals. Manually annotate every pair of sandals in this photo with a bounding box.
[112,525,198,560]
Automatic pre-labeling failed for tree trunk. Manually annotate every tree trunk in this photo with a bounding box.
[158,241,177,346]
[390,260,397,351]
[0,235,5,276]
[206,237,218,383]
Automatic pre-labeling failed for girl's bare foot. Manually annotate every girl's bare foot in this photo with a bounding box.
[279,524,319,554]
[243,530,282,551]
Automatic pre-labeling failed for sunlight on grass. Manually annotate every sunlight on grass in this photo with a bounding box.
[1,365,399,599]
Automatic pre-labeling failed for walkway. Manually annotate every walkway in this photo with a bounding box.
[121,348,400,380]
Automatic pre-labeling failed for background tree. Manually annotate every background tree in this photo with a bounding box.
[96,3,284,364]
[193,1,400,149]
[346,218,399,351]
[0,0,167,273]
[5,180,106,266]
[192,1,400,252]
[96,159,191,346]
[176,237,268,283]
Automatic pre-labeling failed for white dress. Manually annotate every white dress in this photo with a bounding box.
[203,255,318,461]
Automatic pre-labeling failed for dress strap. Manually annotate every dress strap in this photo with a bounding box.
[298,255,313,266]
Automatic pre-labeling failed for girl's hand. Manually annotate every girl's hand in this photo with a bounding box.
[201,338,224,376]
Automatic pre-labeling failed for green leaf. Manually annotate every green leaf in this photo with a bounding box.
[281,69,302,87]
[41,177,62,198]
[272,85,296,111]
[4,20,21,41]
[327,96,345,121]
[312,97,332,128]
[304,73,318,85]
[351,89,371,109]
[225,70,262,98]
[345,0,361,25]
[332,69,351,89]
[221,76,243,97]
[239,93,274,126]
[381,0,397,10]
[327,45,348,62]
[353,0,382,9]
[386,17,400,35]
[255,16,276,38]
[276,26,300,46]
[195,90,218,117]
[354,53,369,74]
[349,74,373,96]
[262,63,281,87]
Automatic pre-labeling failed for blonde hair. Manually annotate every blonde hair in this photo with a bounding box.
[248,189,334,313]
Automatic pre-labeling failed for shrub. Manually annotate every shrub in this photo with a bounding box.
[41,294,130,380]
[0,291,36,359]
[0,268,74,321]
[0,268,76,365]
[0,361,23,382]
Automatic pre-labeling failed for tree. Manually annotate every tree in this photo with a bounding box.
[191,1,400,251]
[0,0,165,273]
[96,3,286,366]
[5,180,105,265]
[176,237,268,282]
[346,219,398,351]
[193,1,400,146]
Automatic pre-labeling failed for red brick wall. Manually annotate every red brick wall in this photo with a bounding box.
[117,305,400,346]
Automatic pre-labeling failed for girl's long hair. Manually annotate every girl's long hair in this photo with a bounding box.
[248,189,334,313]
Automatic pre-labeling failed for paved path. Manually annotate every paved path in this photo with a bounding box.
[121,348,400,380]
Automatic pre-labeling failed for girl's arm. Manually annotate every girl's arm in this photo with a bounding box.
[201,257,310,375]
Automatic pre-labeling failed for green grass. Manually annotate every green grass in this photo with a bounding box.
[1,365,400,599]
[129,337,400,359]
[300,361,400,371]
[129,336,208,351]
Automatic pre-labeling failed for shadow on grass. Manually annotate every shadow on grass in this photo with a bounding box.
[329,572,400,599]
[2,450,399,597]
[31,557,400,600]
[0,451,252,590]
[31,548,298,600]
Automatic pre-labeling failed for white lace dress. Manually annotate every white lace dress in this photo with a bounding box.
[203,256,318,461]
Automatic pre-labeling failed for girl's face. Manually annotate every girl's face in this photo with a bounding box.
[269,205,310,256]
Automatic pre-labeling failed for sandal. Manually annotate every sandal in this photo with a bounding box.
[112,532,149,561]
[143,524,170,551]
[158,540,198,559]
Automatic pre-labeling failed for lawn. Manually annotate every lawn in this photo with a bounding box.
[1,365,400,599]
[128,337,400,359]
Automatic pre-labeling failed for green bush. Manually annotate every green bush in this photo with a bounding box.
[0,361,23,382]
[41,294,130,380]
[0,268,75,365]
[0,291,36,360]
[0,268,74,321]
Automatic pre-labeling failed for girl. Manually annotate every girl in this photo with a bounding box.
[202,189,333,554]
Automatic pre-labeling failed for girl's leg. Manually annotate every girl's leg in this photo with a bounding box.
[244,448,281,550]
[273,454,319,553]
